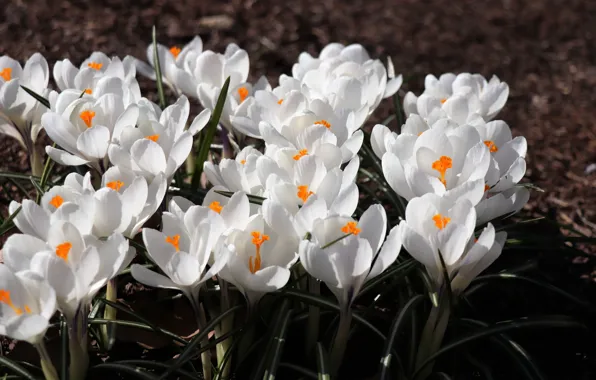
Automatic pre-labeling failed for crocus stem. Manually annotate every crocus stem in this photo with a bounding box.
[68,307,90,380]
[215,279,233,379]
[415,295,451,379]
[35,341,59,380]
[306,277,320,356]
[190,295,213,380]
[219,128,234,159]
[330,307,353,377]
[101,278,118,351]
[29,147,43,177]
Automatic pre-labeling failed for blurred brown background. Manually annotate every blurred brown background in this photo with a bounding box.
[1,0,595,237]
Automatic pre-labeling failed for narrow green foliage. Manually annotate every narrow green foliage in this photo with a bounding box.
[0,357,38,380]
[152,25,166,109]
[215,189,265,205]
[93,363,160,379]
[0,205,21,236]
[19,85,50,109]
[315,342,331,380]
[263,308,293,380]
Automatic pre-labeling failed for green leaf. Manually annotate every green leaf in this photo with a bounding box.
[20,85,50,109]
[0,172,41,181]
[115,361,196,379]
[378,295,425,380]
[191,77,231,187]
[215,189,265,205]
[412,316,586,379]
[88,318,186,345]
[278,363,318,379]
[263,307,293,380]
[29,175,44,198]
[37,144,55,203]
[0,356,38,380]
[152,25,166,110]
[315,342,331,380]
[61,315,68,380]
[93,363,160,379]
[251,299,291,380]
[0,205,21,236]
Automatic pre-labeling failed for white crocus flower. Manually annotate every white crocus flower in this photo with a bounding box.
[43,77,139,171]
[53,53,138,94]
[476,186,530,226]
[218,213,299,308]
[134,36,203,96]
[404,73,509,122]
[399,193,505,293]
[382,125,491,205]
[0,265,56,345]
[108,96,209,182]
[0,53,49,174]
[204,146,264,196]
[299,205,402,309]
[131,202,230,308]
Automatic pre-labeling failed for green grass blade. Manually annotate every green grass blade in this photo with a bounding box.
[88,318,186,345]
[152,25,166,109]
[191,77,231,188]
[315,342,331,380]
[278,363,318,379]
[215,189,265,205]
[20,85,50,109]
[251,299,291,380]
[115,361,196,380]
[0,356,38,380]
[262,308,293,380]
[29,176,44,198]
[0,205,21,236]
[93,363,160,379]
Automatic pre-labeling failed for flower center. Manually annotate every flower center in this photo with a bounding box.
[79,110,96,128]
[240,160,246,165]
[341,221,361,235]
[432,214,451,230]
[87,62,103,70]
[277,98,283,105]
[484,140,498,153]
[440,98,447,104]
[297,185,314,202]
[209,201,223,214]
[314,119,331,129]
[432,155,452,187]
[0,290,27,315]
[293,149,308,161]
[0,68,12,81]
[146,134,159,142]
[55,242,72,262]
[106,180,124,192]
[84,88,92,95]
[484,184,490,192]
[238,87,249,103]
[49,195,64,209]
[169,46,181,58]
[249,231,269,274]
[165,234,180,251]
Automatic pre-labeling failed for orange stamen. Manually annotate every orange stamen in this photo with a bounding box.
[277,98,283,105]
[432,156,452,187]
[240,160,246,165]
[165,234,181,251]
[209,201,223,214]
[0,68,12,81]
[238,87,249,103]
[293,149,308,161]
[49,195,64,209]
[484,184,490,192]
[146,134,159,142]
[432,214,451,230]
[0,290,23,315]
[297,185,314,202]
[440,98,447,104]
[341,221,361,235]
[248,231,269,274]
[87,62,103,70]
[314,119,331,128]
[484,140,498,153]
[106,180,124,192]
[169,46,181,58]
[84,88,92,94]
[55,242,72,262]
[79,110,95,128]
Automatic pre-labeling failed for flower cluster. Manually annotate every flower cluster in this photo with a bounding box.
[0,35,529,380]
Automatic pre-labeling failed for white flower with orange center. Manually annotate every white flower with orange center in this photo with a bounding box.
[130,200,230,307]
[399,193,505,293]
[382,125,492,205]
[134,36,203,96]
[204,146,265,196]
[0,265,56,345]
[299,204,402,309]
[217,213,299,307]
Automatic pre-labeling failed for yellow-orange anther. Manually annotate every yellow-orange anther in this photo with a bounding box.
[277,98,283,105]
[165,234,181,251]
[49,195,64,209]
[293,149,308,161]
[87,62,103,70]
[249,231,269,274]
[146,134,159,142]
[84,88,92,94]
[432,214,451,230]
[0,68,12,81]
[314,119,331,128]
[0,290,23,315]
[484,184,490,192]
[79,110,96,128]
[440,98,447,104]
[238,87,249,103]
[55,242,72,262]
[170,46,181,58]
[432,156,452,187]
[297,185,314,202]
[484,140,498,153]
[341,221,361,235]
[106,180,124,192]
[209,201,223,214]
[240,159,246,165]
[24,305,31,313]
